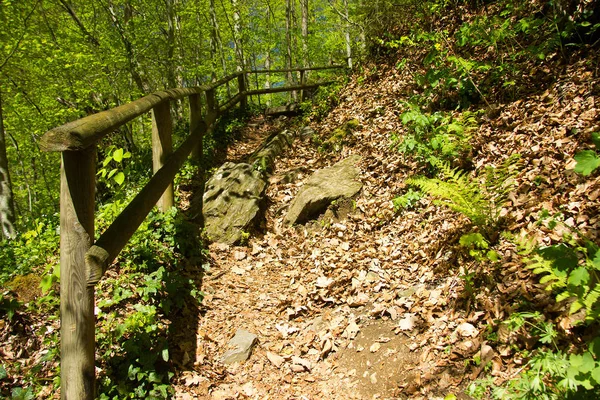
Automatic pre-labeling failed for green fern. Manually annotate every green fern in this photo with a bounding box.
[408,155,521,240]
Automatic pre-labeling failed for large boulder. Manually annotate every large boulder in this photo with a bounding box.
[249,129,295,173]
[285,155,362,225]
[203,162,267,244]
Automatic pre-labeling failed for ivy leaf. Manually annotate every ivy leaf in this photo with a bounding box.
[162,348,169,362]
[0,365,7,380]
[574,150,600,176]
[113,172,125,186]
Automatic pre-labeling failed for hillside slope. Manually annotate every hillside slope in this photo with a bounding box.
[173,23,600,400]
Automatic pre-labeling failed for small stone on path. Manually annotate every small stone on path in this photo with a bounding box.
[221,329,258,365]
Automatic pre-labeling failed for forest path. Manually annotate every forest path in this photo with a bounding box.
[173,112,461,400]
[172,55,600,400]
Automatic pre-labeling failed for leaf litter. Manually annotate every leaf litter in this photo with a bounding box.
[172,45,600,399]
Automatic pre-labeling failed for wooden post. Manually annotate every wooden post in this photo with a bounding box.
[299,70,306,101]
[151,101,174,211]
[205,88,218,125]
[237,73,247,112]
[60,147,96,400]
[189,94,203,162]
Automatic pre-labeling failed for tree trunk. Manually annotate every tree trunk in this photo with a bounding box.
[0,89,16,239]
[209,0,231,96]
[342,0,352,69]
[103,0,150,94]
[301,0,309,69]
[285,0,297,102]
[231,0,245,71]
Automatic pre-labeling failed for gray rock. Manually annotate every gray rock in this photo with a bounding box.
[300,126,315,140]
[285,155,362,225]
[203,162,267,244]
[221,329,258,365]
[203,128,296,244]
[249,129,295,174]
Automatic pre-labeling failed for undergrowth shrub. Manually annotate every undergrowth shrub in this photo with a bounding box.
[407,155,520,242]
[392,103,475,170]
[96,207,204,399]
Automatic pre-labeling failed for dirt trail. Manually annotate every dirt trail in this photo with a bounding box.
[174,54,600,399]
[174,114,460,400]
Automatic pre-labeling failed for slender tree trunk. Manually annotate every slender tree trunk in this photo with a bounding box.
[209,0,230,96]
[264,0,273,107]
[0,89,16,239]
[342,0,352,69]
[231,0,245,71]
[208,0,219,82]
[301,0,309,69]
[285,0,297,101]
[102,0,150,93]
[165,0,178,89]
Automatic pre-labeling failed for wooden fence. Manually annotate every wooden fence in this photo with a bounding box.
[39,65,344,399]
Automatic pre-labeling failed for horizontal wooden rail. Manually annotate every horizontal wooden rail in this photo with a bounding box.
[85,122,207,285]
[247,82,337,96]
[40,88,203,152]
[249,65,345,73]
[40,63,345,400]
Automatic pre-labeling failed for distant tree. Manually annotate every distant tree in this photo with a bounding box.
[0,90,16,239]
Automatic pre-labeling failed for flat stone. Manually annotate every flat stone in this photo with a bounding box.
[285,155,362,225]
[203,163,267,244]
[221,329,258,365]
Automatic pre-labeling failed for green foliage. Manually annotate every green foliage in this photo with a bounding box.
[459,232,500,262]
[96,207,203,399]
[0,291,20,321]
[0,219,59,285]
[319,119,360,153]
[302,82,344,122]
[408,155,520,241]
[574,133,600,176]
[469,311,600,399]
[518,216,600,324]
[392,103,474,168]
[392,188,423,211]
[98,146,132,188]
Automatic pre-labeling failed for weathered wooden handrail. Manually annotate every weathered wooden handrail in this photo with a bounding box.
[40,64,344,400]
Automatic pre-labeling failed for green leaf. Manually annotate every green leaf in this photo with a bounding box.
[574,150,600,176]
[0,365,7,380]
[112,148,124,162]
[102,155,113,167]
[592,364,600,384]
[460,232,488,249]
[107,168,117,179]
[589,249,600,271]
[538,244,579,271]
[162,348,169,362]
[113,172,125,186]
[592,132,600,150]
[579,352,596,374]
[487,250,500,262]
[568,267,590,286]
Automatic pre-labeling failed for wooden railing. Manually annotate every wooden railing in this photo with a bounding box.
[40,65,344,399]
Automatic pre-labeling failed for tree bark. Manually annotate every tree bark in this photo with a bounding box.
[231,0,245,71]
[342,0,352,69]
[0,89,16,239]
[285,0,297,101]
[209,0,231,96]
[301,0,309,69]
